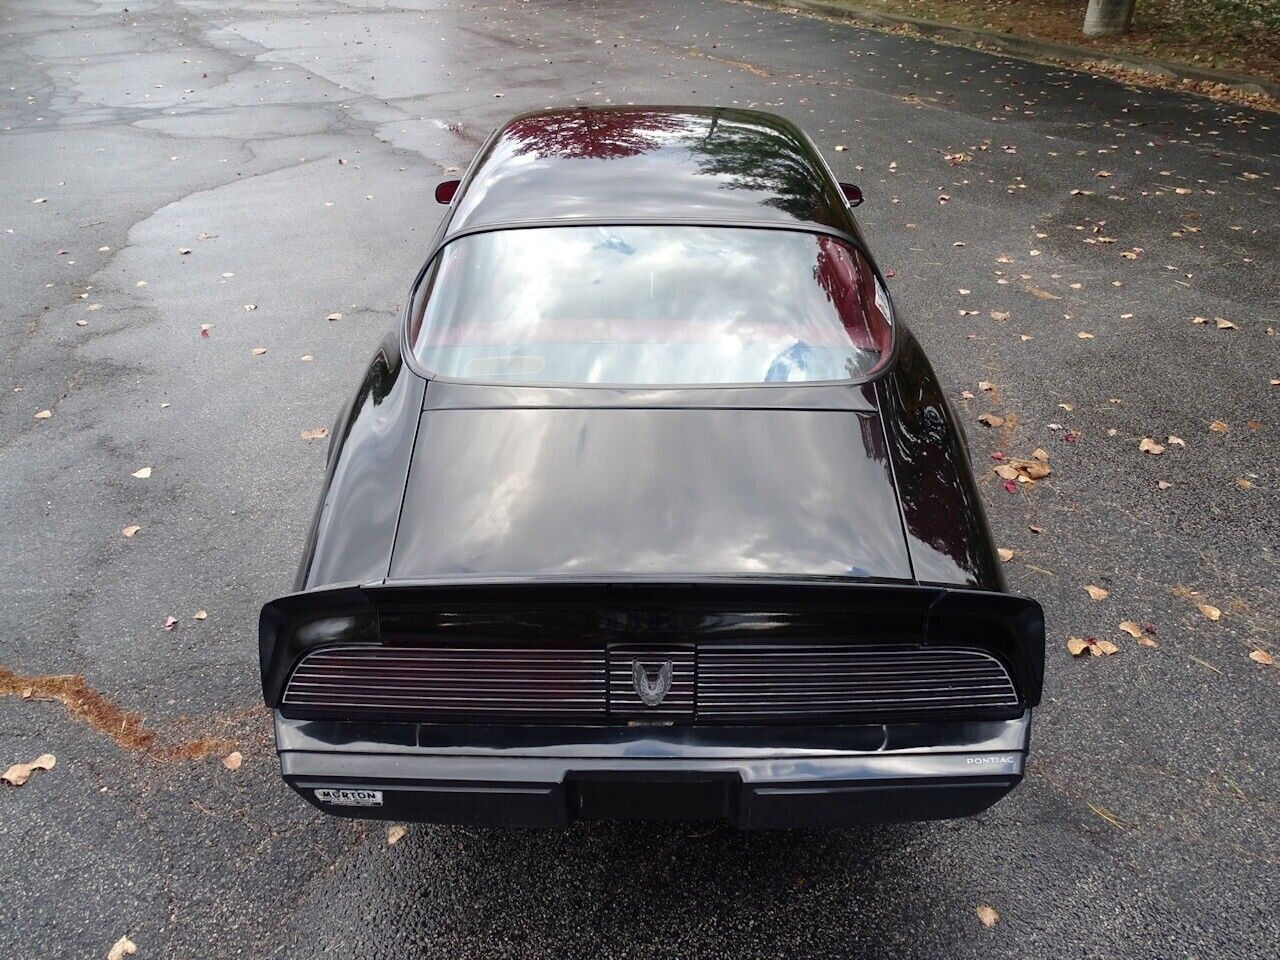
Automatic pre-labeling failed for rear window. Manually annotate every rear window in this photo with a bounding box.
[410,226,891,385]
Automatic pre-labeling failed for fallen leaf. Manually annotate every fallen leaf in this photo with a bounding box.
[122,525,141,538]
[326,312,342,322]
[977,413,1004,427]
[1214,317,1237,330]
[178,247,192,255]
[34,409,52,420]
[990,310,1010,321]
[1167,436,1185,447]
[997,548,1014,562]
[975,905,999,928]
[1032,448,1050,462]
[163,616,178,631]
[131,467,153,479]
[1209,420,1229,433]
[978,380,994,392]
[199,324,211,338]
[1085,585,1109,601]
[1198,603,1222,622]
[1157,480,1172,490]
[107,937,138,960]
[1119,621,1143,639]
[387,824,409,845]
[1067,636,1090,656]
[32,197,47,203]
[193,609,207,621]
[1236,478,1254,490]
[1139,438,1164,455]
[222,751,243,771]
[1093,639,1119,656]
[243,304,257,312]
[834,144,847,152]
[300,427,329,441]
[1250,649,1274,665]
[1095,170,1112,178]
[2,753,56,787]
[1077,331,1095,339]
[251,347,267,356]
[1028,524,1044,534]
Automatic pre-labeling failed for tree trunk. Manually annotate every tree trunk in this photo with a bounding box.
[1083,0,1136,37]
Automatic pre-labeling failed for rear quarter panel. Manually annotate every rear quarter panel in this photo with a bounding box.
[294,333,426,590]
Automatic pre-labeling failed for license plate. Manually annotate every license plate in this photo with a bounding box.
[314,788,383,807]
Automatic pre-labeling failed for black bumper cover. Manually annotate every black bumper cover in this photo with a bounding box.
[275,712,1031,829]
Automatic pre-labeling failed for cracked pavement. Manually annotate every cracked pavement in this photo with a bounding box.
[1,0,1276,957]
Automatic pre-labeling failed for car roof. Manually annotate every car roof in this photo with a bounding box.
[444,106,850,236]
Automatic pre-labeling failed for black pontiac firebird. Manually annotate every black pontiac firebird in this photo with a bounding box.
[260,107,1045,829]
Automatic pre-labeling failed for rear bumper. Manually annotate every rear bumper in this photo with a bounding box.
[275,711,1032,828]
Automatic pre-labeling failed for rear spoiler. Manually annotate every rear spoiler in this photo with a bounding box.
[260,579,1045,709]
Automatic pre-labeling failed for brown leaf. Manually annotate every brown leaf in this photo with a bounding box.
[1077,331,1095,339]
[1067,637,1090,656]
[1139,438,1164,455]
[1167,436,1185,447]
[193,609,208,621]
[1214,317,1237,330]
[2,753,56,786]
[1009,458,1050,480]
[997,548,1014,562]
[1197,603,1222,622]
[122,525,141,538]
[990,310,1010,321]
[994,464,1020,481]
[977,413,1004,427]
[300,427,330,442]
[222,751,243,771]
[1119,621,1143,639]
[1250,649,1274,665]
[1209,420,1229,433]
[975,905,999,928]
[1032,448,1050,462]
[1157,480,1172,490]
[34,409,53,420]
[387,824,409,845]
[107,936,138,960]
[977,380,994,392]
[1093,639,1119,656]
[1085,585,1109,601]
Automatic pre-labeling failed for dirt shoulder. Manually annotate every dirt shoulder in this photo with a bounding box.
[803,0,1280,85]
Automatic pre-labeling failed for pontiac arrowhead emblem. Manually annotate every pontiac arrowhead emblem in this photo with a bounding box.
[632,660,673,707]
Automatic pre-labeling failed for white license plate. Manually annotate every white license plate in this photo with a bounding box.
[314,788,383,807]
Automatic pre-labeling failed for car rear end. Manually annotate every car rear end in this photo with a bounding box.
[261,581,1043,828]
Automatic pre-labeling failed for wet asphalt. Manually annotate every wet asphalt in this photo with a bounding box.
[1,0,1277,957]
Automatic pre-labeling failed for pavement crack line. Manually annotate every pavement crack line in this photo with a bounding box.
[0,665,236,761]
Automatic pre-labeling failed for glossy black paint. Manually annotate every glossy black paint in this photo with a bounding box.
[390,406,913,582]
[446,106,851,236]
[293,333,426,591]
[878,327,1004,590]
